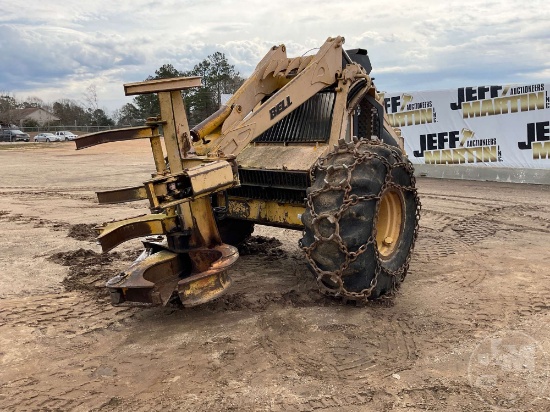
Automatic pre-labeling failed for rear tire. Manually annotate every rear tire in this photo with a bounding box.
[46,138,50,142]
[300,138,419,301]
[217,218,254,246]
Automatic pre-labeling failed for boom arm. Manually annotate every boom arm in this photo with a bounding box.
[213,36,345,155]
[192,36,373,157]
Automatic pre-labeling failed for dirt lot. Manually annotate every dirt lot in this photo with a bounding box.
[1,141,549,411]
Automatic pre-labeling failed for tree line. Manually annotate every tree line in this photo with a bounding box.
[0,91,115,128]
[0,52,242,128]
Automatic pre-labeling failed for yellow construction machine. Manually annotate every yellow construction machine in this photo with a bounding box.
[76,36,420,307]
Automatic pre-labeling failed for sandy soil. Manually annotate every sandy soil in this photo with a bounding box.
[1,141,549,411]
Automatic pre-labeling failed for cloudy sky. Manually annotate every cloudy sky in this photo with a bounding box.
[1,0,549,113]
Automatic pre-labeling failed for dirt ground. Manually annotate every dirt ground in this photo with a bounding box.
[1,141,549,411]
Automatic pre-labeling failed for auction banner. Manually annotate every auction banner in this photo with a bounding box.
[381,84,550,168]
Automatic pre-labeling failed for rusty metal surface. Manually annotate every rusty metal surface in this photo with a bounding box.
[178,244,238,307]
[124,76,202,95]
[106,250,184,305]
[159,91,187,172]
[75,126,154,150]
[150,135,167,174]
[96,214,178,252]
[96,186,148,204]
[139,160,236,211]
[227,198,304,229]
[188,197,222,247]
[106,244,238,307]
[178,270,232,307]
[186,160,234,196]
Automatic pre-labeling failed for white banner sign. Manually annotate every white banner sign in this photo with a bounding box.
[382,84,550,168]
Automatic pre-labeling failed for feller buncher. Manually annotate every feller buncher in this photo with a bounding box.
[76,36,420,307]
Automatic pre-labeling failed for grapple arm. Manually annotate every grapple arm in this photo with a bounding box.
[76,77,240,307]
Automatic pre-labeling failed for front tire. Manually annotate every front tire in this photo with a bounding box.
[300,138,420,301]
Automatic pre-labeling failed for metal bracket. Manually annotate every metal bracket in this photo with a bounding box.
[75,126,157,150]
[96,214,178,252]
[144,159,237,211]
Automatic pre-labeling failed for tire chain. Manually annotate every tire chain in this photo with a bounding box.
[300,137,421,303]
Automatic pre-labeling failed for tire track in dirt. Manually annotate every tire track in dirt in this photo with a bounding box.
[0,211,71,232]
[0,293,136,333]
[0,189,97,202]
[255,310,422,383]
[414,194,494,264]
[0,212,106,240]
[0,295,138,411]
[450,205,550,244]
[396,380,475,410]
[1,381,97,412]
[418,209,460,231]
[320,316,420,381]
[412,227,464,263]
[89,391,385,412]
[415,201,550,265]
[451,269,488,289]
[420,192,521,207]
[405,195,549,348]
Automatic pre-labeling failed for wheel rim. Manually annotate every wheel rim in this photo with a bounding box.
[376,189,404,259]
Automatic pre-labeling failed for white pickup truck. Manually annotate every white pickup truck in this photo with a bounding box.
[55,131,78,141]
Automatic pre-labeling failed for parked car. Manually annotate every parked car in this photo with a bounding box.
[55,131,78,141]
[1,129,30,142]
[35,132,62,142]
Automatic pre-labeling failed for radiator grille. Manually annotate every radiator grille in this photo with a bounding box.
[254,92,335,143]
[228,186,306,204]
[228,168,309,205]
[238,169,308,189]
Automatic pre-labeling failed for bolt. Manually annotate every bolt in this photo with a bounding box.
[383,237,393,246]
